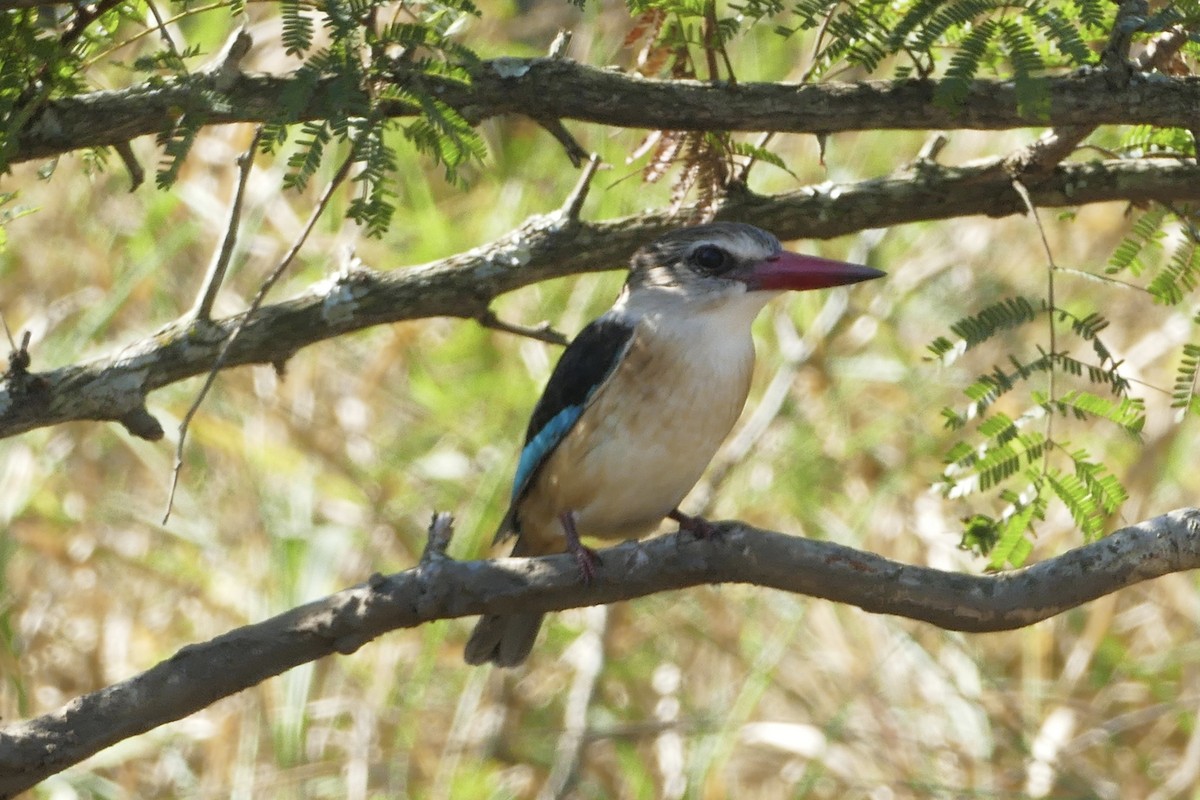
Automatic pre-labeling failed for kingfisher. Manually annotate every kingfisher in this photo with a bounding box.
[464,222,885,667]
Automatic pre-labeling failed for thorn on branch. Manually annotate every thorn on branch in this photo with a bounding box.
[478,308,569,346]
[1,326,48,400]
[203,27,253,91]
[532,116,588,169]
[1003,126,1091,177]
[115,141,145,192]
[189,126,263,323]
[3,325,31,378]
[421,512,456,564]
[558,152,602,223]
[1137,26,1189,74]
[547,29,572,59]
[118,406,165,441]
[916,132,949,164]
[1101,0,1148,88]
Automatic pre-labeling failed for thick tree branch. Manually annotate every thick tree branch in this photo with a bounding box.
[3,157,1200,441]
[0,507,1196,797]
[11,61,1200,165]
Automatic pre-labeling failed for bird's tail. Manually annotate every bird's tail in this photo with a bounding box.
[464,610,545,667]
[464,536,549,667]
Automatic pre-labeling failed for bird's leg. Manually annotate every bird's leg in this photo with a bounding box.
[559,510,601,584]
[669,508,721,539]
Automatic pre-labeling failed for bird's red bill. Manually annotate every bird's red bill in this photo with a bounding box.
[750,251,886,292]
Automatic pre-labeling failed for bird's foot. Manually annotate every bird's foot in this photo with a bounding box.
[572,543,602,584]
[559,510,602,585]
[669,509,722,540]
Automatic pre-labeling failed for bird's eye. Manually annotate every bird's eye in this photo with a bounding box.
[691,245,728,273]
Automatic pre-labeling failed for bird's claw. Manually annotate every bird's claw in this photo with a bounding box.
[559,510,602,584]
[573,544,602,585]
[669,509,723,540]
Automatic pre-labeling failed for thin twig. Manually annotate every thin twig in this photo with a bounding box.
[735,131,774,184]
[143,0,180,60]
[80,1,226,70]
[113,141,145,192]
[0,313,16,352]
[1052,265,1147,293]
[421,512,456,563]
[472,155,599,346]
[1012,178,1059,475]
[1101,0,1147,80]
[59,0,124,48]
[532,116,588,168]
[164,134,362,523]
[559,152,602,223]
[797,5,836,84]
[477,309,569,346]
[189,126,263,322]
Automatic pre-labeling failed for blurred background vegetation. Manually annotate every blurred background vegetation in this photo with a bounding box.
[3,0,1200,797]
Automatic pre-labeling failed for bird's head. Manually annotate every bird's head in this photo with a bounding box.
[624,222,884,310]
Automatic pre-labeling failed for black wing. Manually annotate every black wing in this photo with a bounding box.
[496,313,636,541]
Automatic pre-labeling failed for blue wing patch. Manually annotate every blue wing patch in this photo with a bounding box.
[496,314,637,541]
[512,405,583,499]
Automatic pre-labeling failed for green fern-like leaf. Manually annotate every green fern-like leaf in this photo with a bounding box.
[1034,389,1145,437]
[347,122,399,237]
[927,296,1040,364]
[1147,237,1200,306]
[284,120,331,191]
[1048,450,1128,541]
[133,44,204,74]
[1173,341,1200,416]
[828,4,893,71]
[1046,466,1103,540]
[1063,309,1109,342]
[1054,352,1131,395]
[959,513,1002,556]
[375,22,480,64]
[1107,206,1166,277]
[1071,451,1128,515]
[913,0,1003,51]
[729,141,795,177]
[885,0,948,51]
[1071,0,1108,28]
[1120,126,1198,159]
[939,413,1047,497]
[155,117,201,189]
[1028,5,1093,65]
[1055,309,1123,374]
[937,18,997,108]
[943,365,1020,430]
[281,0,315,56]
[997,18,1048,118]
[794,2,888,74]
[940,344,1131,430]
[399,91,486,184]
[986,481,1044,569]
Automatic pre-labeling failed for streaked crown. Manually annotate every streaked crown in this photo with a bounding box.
[626,222,783,291]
